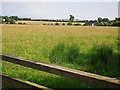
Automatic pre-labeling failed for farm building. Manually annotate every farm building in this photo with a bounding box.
[84,22,97,26]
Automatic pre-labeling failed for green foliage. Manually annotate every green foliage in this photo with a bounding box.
[2,61,94,88]
[49,43,80,64]
[4,16,10,22]
[49,43,65,63]
[102,18,109,22]
[9,16,19,20]
[90,45,113,65]
[69,15,75,22]
[2,16,16,24]
[9,19,16,24]
[98,17,102,22]
[111,20,120,26]
[66,44,80,63]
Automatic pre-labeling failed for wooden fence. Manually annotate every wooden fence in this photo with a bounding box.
[1,74,52,90]
[1,53,120,88]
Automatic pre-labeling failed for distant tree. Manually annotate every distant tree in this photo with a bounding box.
[102,18,109,22]
[69,15,75,22]
[98,17,102,22]
[9,19,15,24]
[9,16,19,20]
[115,17,120,20]
[4,16,10,22]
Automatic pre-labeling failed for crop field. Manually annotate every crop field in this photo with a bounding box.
[1,24,119,88]
[17,20,85,25]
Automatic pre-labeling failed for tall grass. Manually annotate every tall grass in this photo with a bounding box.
[90,44,113,65]
[49,42,119,77]
[49,43,80,64]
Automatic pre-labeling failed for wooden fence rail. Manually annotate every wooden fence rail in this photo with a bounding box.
[1,74,52,90]
[1,53,120,88]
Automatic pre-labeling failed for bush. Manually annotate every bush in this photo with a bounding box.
[62,23,65,25]
[90,45,113,65]
[18,22,22,24]
[67,22,72,25]
[55,22,59,25]
[43,23,46,25]
[23,23,26,25]
[51,23,53,25]
[49,43,80,64]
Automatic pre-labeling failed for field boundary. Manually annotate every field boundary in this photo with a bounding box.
[1,53,120,88]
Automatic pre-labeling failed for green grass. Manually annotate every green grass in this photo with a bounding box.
[49,43,119,77]
[1,61,96,88]
[2,25,119,88]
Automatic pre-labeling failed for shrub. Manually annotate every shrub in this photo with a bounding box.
[62,23,65,25]
[49,43,80,64]
[90,45,113,65]
[18,22,22,24]
[55,22,59,25]
[23,23,26,25]
[43,23,46,25]
[67,22,72,25]
[51,23,53,25]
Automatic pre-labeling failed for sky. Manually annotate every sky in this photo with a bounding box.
[1,0,119,20]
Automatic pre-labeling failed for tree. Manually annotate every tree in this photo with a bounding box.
[102,18,109,22]
[4,16,10,22]
[9,19,15,24]
[98,17,102,22]
[69,15,74,22]
[9,16,19,20]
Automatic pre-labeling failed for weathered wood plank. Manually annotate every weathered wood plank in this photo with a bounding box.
[1,53,120,88]
[1,74,52,90]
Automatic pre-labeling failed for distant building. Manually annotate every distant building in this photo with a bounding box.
[3,19,5,22]
[84,22,97,26]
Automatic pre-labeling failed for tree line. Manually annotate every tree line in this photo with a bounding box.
[0,15,119,26]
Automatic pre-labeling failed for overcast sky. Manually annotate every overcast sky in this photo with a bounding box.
[1,1,119,20]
